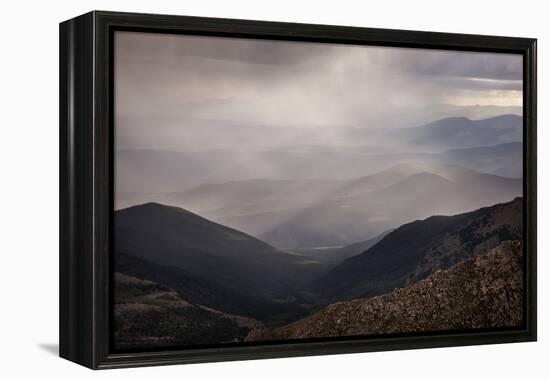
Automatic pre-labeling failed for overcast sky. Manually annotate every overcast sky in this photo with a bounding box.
[115,31,523,151]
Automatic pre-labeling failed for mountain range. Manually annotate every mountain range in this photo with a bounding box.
[171,164,521,249]
[114,199,523,349]
[115,114,522,202]
[391,114,522,149]
[114,197,522,331]
[113,112,524,349]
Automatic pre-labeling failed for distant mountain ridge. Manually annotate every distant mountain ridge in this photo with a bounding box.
[394,114,522,148]
[115,114,522,200]
[215,166,521,248]
[113,111,525,350]
[441,142,522,178]
[118,163,523,249]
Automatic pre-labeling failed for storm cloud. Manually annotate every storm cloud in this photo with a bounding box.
[115,31,522,153]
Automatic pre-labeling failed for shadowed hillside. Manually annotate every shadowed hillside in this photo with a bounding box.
[115,202,324,292]
[313,198,522,301]
[115,203,324,324]
[113,272,260,349]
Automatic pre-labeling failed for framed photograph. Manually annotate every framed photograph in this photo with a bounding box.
[59,11,537,369]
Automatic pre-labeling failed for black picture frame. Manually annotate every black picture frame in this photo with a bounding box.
[59,10,537,369]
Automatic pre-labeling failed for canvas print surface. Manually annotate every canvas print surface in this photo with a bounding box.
[112,31,524,351]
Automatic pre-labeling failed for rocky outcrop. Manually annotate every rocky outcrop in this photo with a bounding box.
[406,198,522,286]
[246,241,523,342]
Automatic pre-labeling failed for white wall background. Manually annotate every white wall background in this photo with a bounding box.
[0,0,546,378]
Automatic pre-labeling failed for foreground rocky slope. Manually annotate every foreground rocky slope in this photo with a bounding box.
[246,241,523,341]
